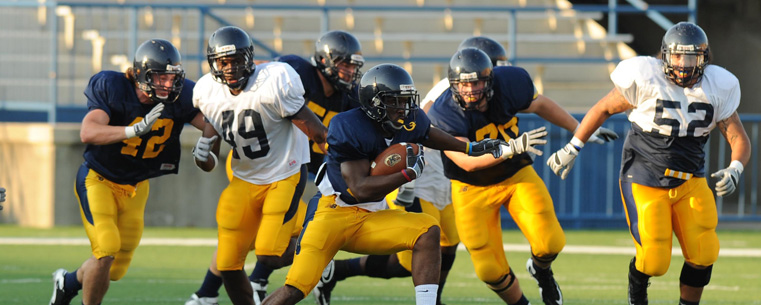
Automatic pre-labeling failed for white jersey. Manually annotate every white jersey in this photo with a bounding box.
[193,62,310,185]
[611,56,740,187]
[416,77,452,209]
[612,56,740,137]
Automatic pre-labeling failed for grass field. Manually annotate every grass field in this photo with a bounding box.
[1,225,760,305]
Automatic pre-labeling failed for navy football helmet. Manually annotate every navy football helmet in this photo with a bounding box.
[661,22,710,87]
[207,26,256,90]
[448,47,494,111]
[458,36,509,67]
[313,30,365,92]
[133,39,185,104]
[359,64,419,132]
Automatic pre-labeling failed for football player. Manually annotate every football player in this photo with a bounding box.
[427,48,618,305]
[261,63,508,305]
[310,36,511,305]
[49,39,204,305]
[191,26,328,305]
[185,30,363,305]
[546,22,750,305]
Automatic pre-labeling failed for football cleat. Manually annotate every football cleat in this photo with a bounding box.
[526,258,563,305]
[184,293,219,305]
[312,260,337,305]
[49,268,77,305]
[628,258,649,305]
[251,279,268,305]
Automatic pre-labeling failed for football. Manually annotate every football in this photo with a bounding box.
[370,143,420,176]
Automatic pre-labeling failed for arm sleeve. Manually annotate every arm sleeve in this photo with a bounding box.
[83,73,114,117]
[610,57,641,107]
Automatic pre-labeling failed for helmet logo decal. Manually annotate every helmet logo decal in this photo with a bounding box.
[165,64,182,71]
[459,72,478,81]
[399,84,416,94]
[350,54,365,65]
[215,44,237,55]
[384,153,403,167]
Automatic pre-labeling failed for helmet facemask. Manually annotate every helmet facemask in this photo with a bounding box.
[138,68,185,104]
[662,47,707,88]
[208,51,255,90]
[450,75,493,111]
[371,90,419,132]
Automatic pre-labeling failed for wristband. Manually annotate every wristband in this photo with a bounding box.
[401,169,413,182]
[729,160,744,173]
[465,142,471,155]
[570,137,585,151]
[124,126,136,139]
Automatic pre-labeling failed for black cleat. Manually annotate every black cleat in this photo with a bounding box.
[312,260,337,305]
[628,258,650,305]
[526,258,563,305]
[49,268,77,305]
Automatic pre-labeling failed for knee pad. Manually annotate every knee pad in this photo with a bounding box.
[365,255,411,279]
[441,253,456,272]
[486,269,516,293]
[680,263,712,288]
[532,253,558,265]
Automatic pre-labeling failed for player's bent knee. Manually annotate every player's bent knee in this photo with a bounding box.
[680,262,713,288]
[485,269,517,293]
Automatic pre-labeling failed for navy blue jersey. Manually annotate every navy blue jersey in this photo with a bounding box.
[428,66,535,186]
[276,55,360,174]
[322,108,430,205]
[82,71,199,185]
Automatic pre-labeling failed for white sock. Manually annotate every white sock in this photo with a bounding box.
[414,284,438,305]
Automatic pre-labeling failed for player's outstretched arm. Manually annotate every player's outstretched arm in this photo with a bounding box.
[711,112,751,197]
[547,87,632,179]
[290,105,328,153]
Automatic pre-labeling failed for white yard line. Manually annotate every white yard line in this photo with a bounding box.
[2,237,761,257]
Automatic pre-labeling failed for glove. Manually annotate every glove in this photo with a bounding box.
[125,103,164,138]
[499,126,548,159]
[193,135,219,163]
[467,138,502,157]
[711,161,743,197]
[405,143,425,180]
[588,126,619,144]
[394,181,416,207]
[546,142,580,180]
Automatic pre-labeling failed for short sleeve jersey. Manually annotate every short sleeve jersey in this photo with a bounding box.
[611,56,740,187]
[276,55,360,175]
[82,71,199,185]
[428,66,537,186]
[317,108,431,212]
[193,62,310,185]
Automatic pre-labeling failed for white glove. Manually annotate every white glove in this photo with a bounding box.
[193,135,219,163]
[547,142,580,180]
[711,160,743,197]
[394,181,416,207]
[405,144,425,179]
[587,126,619,144]
[125,103,164,138]
[499,126,548,159]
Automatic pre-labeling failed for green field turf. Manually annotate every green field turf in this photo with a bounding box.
[1,225,759,304]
